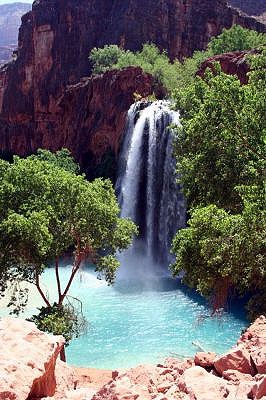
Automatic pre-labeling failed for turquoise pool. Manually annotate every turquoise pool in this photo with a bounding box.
[37,265,247,369]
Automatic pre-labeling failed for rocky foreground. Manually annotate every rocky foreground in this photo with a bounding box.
[0,316,265,400]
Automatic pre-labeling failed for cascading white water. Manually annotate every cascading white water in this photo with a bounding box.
[116,101,186,276]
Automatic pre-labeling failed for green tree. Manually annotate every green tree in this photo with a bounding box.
[171,186,266,316]
[0,152,137,358]
[173,51,266,212]
[89,44,126,74]
[171,51,266,318]
[29,148,80,174]
[207,24,266,55]
[89,28,265,95]
[89,43,183,93]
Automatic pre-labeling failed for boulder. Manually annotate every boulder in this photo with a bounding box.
[251,349,266,374]
[92,365,161,400]
[234,381,254,399]
[194,352,216,368]
[222,369,254,383]
[252,375,266,400]
[214,347,255,376]
[163,358,194,374]
[0,317,65,400]
[180,366,235,400]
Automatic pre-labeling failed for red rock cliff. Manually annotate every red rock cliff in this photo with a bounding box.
[0,0,265,167]
[0,66,153,168]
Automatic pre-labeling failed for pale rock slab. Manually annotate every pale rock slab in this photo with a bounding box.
[0,317,64,400]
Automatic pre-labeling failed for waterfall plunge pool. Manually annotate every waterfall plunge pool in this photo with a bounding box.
[1,101,248,369]
[32,264,247,370]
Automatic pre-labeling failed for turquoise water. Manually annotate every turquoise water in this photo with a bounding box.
[39,265,247,369]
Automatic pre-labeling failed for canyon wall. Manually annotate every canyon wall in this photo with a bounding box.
[0,0,265,168]
[0,66,153,169]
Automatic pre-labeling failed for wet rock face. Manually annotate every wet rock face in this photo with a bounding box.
[0,0,265,168]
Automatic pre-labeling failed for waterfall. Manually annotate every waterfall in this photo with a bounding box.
[116,101,186,277]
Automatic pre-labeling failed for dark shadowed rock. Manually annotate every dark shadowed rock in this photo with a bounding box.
[0,66,153,169]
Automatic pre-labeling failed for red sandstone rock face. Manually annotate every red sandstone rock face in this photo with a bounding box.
[194,351,216,368]
[197,50,254,84]
[0,0,265,167]
[0,67,153,169]
[214,347,256,376]
[0,318,65,400]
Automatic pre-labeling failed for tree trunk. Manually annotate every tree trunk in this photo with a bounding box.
[35,271,51,307]
[60,345,66,362]
[58,256,81,305]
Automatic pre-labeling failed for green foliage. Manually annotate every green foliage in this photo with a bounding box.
[171,186,265,302]
[207,24,266,55]
[171,51,266,318]
[89,43,183,93]
[89,45,126,74]
[173,51,266,212]
[0,150,137,320]
[89,27,266,95]
[30,303,87,345]
[173,51,210,92]
[29,148,80,174]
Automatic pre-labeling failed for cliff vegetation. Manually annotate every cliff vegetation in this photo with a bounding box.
[89,25,266,93]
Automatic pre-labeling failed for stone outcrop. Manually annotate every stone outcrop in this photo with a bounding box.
[194,351,216,368]
[0,317,65,400]
[0,66,153,170]
[214,347,256,376]
[197,50,255,84]
[0,316,265,400]
[0,0,265,169]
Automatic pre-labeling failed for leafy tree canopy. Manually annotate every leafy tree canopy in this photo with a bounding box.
[171,51,266,318]
[171,185,266,315]
[89,26,265,94]
[29,148,80,174]
[207,24,266,55]
[0,151,137,348]
[90,43,181,93]
[173,51,266,212]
